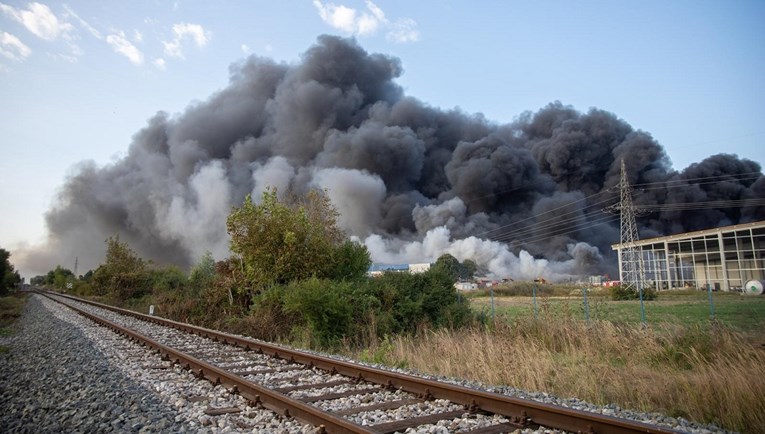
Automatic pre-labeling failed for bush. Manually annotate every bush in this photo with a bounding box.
[609,285,658,301]
[468,281,577,298]
[284,278,354,348]
[149,266,187,292]
[245,268,473,350]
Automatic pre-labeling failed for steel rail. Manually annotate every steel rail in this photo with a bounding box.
[44,291,680,434]
[40,292,375,434]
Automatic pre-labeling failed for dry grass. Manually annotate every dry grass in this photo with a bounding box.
[0,293,27,329]
[355,316,765,432]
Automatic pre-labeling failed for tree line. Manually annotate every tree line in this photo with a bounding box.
[33,188,473,349]
[0,248,22,295]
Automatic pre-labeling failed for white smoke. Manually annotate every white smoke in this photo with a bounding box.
[311,167,386,236]
[362,225,600,282]
[155,160,232,261]
[251,156,296,199]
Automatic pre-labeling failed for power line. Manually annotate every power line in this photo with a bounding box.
[630,171,762,188]
[498,214,619,245]
[487,198,764,247]
[475,190,611,238]
[476,171,762,240]
[636,198,765,212]
[488,206,612,242]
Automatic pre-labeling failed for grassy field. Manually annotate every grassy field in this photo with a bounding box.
[0,293,28,353]
[469,289,765,337]
[0,293,27,328]
[351,290,765,432]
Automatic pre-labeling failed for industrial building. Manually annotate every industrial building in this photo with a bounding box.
[367,263,431,277]
[611,220,765,292]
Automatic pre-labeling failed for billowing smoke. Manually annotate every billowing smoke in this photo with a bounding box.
[18,35,765,281]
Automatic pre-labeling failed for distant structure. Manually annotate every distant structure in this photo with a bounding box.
[408,263,432,274]
[367,262,431,277]
[613,159,647,294]
[454,281,478,291]
[611,220,765,291]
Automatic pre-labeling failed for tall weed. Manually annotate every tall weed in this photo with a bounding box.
[360,316,765,432]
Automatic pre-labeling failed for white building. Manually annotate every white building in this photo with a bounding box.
[454,281,478,291]
[408,263,431,274]
[611,220,765,291]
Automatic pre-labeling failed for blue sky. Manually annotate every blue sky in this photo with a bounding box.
[1,0,764,255]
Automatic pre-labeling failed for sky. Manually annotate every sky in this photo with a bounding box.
[1,0,764,273]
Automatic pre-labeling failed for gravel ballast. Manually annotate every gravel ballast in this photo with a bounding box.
[0,295,189,433]
[0,295,313,433]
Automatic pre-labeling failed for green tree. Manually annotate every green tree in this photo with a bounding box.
[431,254,461,281]
[92,235,149,298]
[330,240,372,281]
[227,188,366,293]
[1,248,21,295]
[431,254,478,281]
[189,251,216,291]
[44,265,74,289]
[461,259,478,280]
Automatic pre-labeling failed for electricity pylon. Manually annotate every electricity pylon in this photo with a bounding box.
[611,160,647,323]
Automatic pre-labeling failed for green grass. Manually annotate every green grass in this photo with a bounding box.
[0,293,27,328]
[470,290,765,335]
[0,293,28,354]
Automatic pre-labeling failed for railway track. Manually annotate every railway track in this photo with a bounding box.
[41,291,680,434]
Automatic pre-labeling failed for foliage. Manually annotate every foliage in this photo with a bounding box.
[148,266,187,292]
[363,313,765,433]
[0,248,21,295]
[466,281,576,298]
[226,188,369,294]
[189,251,216,291]
[328,240,371,281]
[609,284,658,301]
[431,254,477,281]
[283,278,354,347]
[249,267,473,349]
[0,294,27,328]
[211,258,244,308]
[43,265,74,289]
[461,259,478,279]
[92,235,149,299]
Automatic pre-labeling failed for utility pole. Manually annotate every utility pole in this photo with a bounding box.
[74,256,78,278]
[616,160,647,324]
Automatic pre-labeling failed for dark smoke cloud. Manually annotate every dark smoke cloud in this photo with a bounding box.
[18,35,765,281]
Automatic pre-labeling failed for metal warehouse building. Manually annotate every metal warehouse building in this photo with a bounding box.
[612,220,765,291]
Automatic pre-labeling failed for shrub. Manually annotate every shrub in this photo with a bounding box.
[284,278,354,348]
[245,268,473,350]
[609,284,658,301]
[149,266,187,292]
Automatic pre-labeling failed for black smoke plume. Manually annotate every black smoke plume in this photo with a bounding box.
[19,35,765,280]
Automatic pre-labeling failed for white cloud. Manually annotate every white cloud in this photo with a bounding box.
[60,41,83,62]
[313,0,384,35]
[153,57,166,70]
[0,31,31,62]
[387,18,420,43]
[163,22,210,59]
[240,43,250,54]
[106,31,143,65]
[62,4,101,39]
[0,2,73,41]
[313,0,419,43]
[133,29,143,43]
